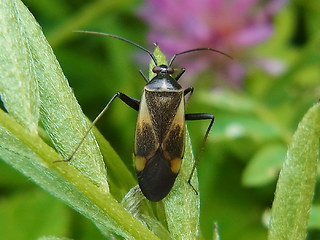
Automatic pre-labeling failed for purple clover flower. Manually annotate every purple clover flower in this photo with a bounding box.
[139,0,287,86]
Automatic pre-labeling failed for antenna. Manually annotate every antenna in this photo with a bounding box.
[169,47,232,66]
[74,30,158,65]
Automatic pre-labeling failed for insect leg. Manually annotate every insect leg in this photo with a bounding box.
[117,92,140,111]
[55,92,140,163]
[174,68,186,81]
[185,113,215,191]
[184,87,194,97]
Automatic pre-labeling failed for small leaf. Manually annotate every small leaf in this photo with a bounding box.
[268,103,320,240]
[199,89,256,113]
[149,46,168,78]
[242,144,287,187]
[213,115,279,140]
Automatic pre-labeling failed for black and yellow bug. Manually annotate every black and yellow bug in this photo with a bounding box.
[62,31,231,201]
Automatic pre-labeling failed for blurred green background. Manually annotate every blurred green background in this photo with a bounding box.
[1,0,320,239]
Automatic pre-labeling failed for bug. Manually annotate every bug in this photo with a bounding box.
[60,31,231,201]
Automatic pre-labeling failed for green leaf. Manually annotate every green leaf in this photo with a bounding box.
[198,89,256,114]
[268,103,320,240]
[213,115,279,141]
[242,144,287,187]
[149,46,168,78]
[198,89,292,143]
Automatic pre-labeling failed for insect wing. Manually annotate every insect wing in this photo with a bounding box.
[134,89,185,201]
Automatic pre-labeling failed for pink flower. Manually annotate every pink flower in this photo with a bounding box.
[139,0,287,86]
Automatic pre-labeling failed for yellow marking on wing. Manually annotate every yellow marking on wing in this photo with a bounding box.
[170,157,182,174]
[134,155,146,171]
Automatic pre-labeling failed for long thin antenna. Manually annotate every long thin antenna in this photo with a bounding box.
[74,30,158,65]
[169,47,232,66]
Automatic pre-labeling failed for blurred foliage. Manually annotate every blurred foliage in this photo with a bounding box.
[0,0,320,239]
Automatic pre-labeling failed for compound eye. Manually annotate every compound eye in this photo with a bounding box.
[153,66,162,73]
[167,67,174,74]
